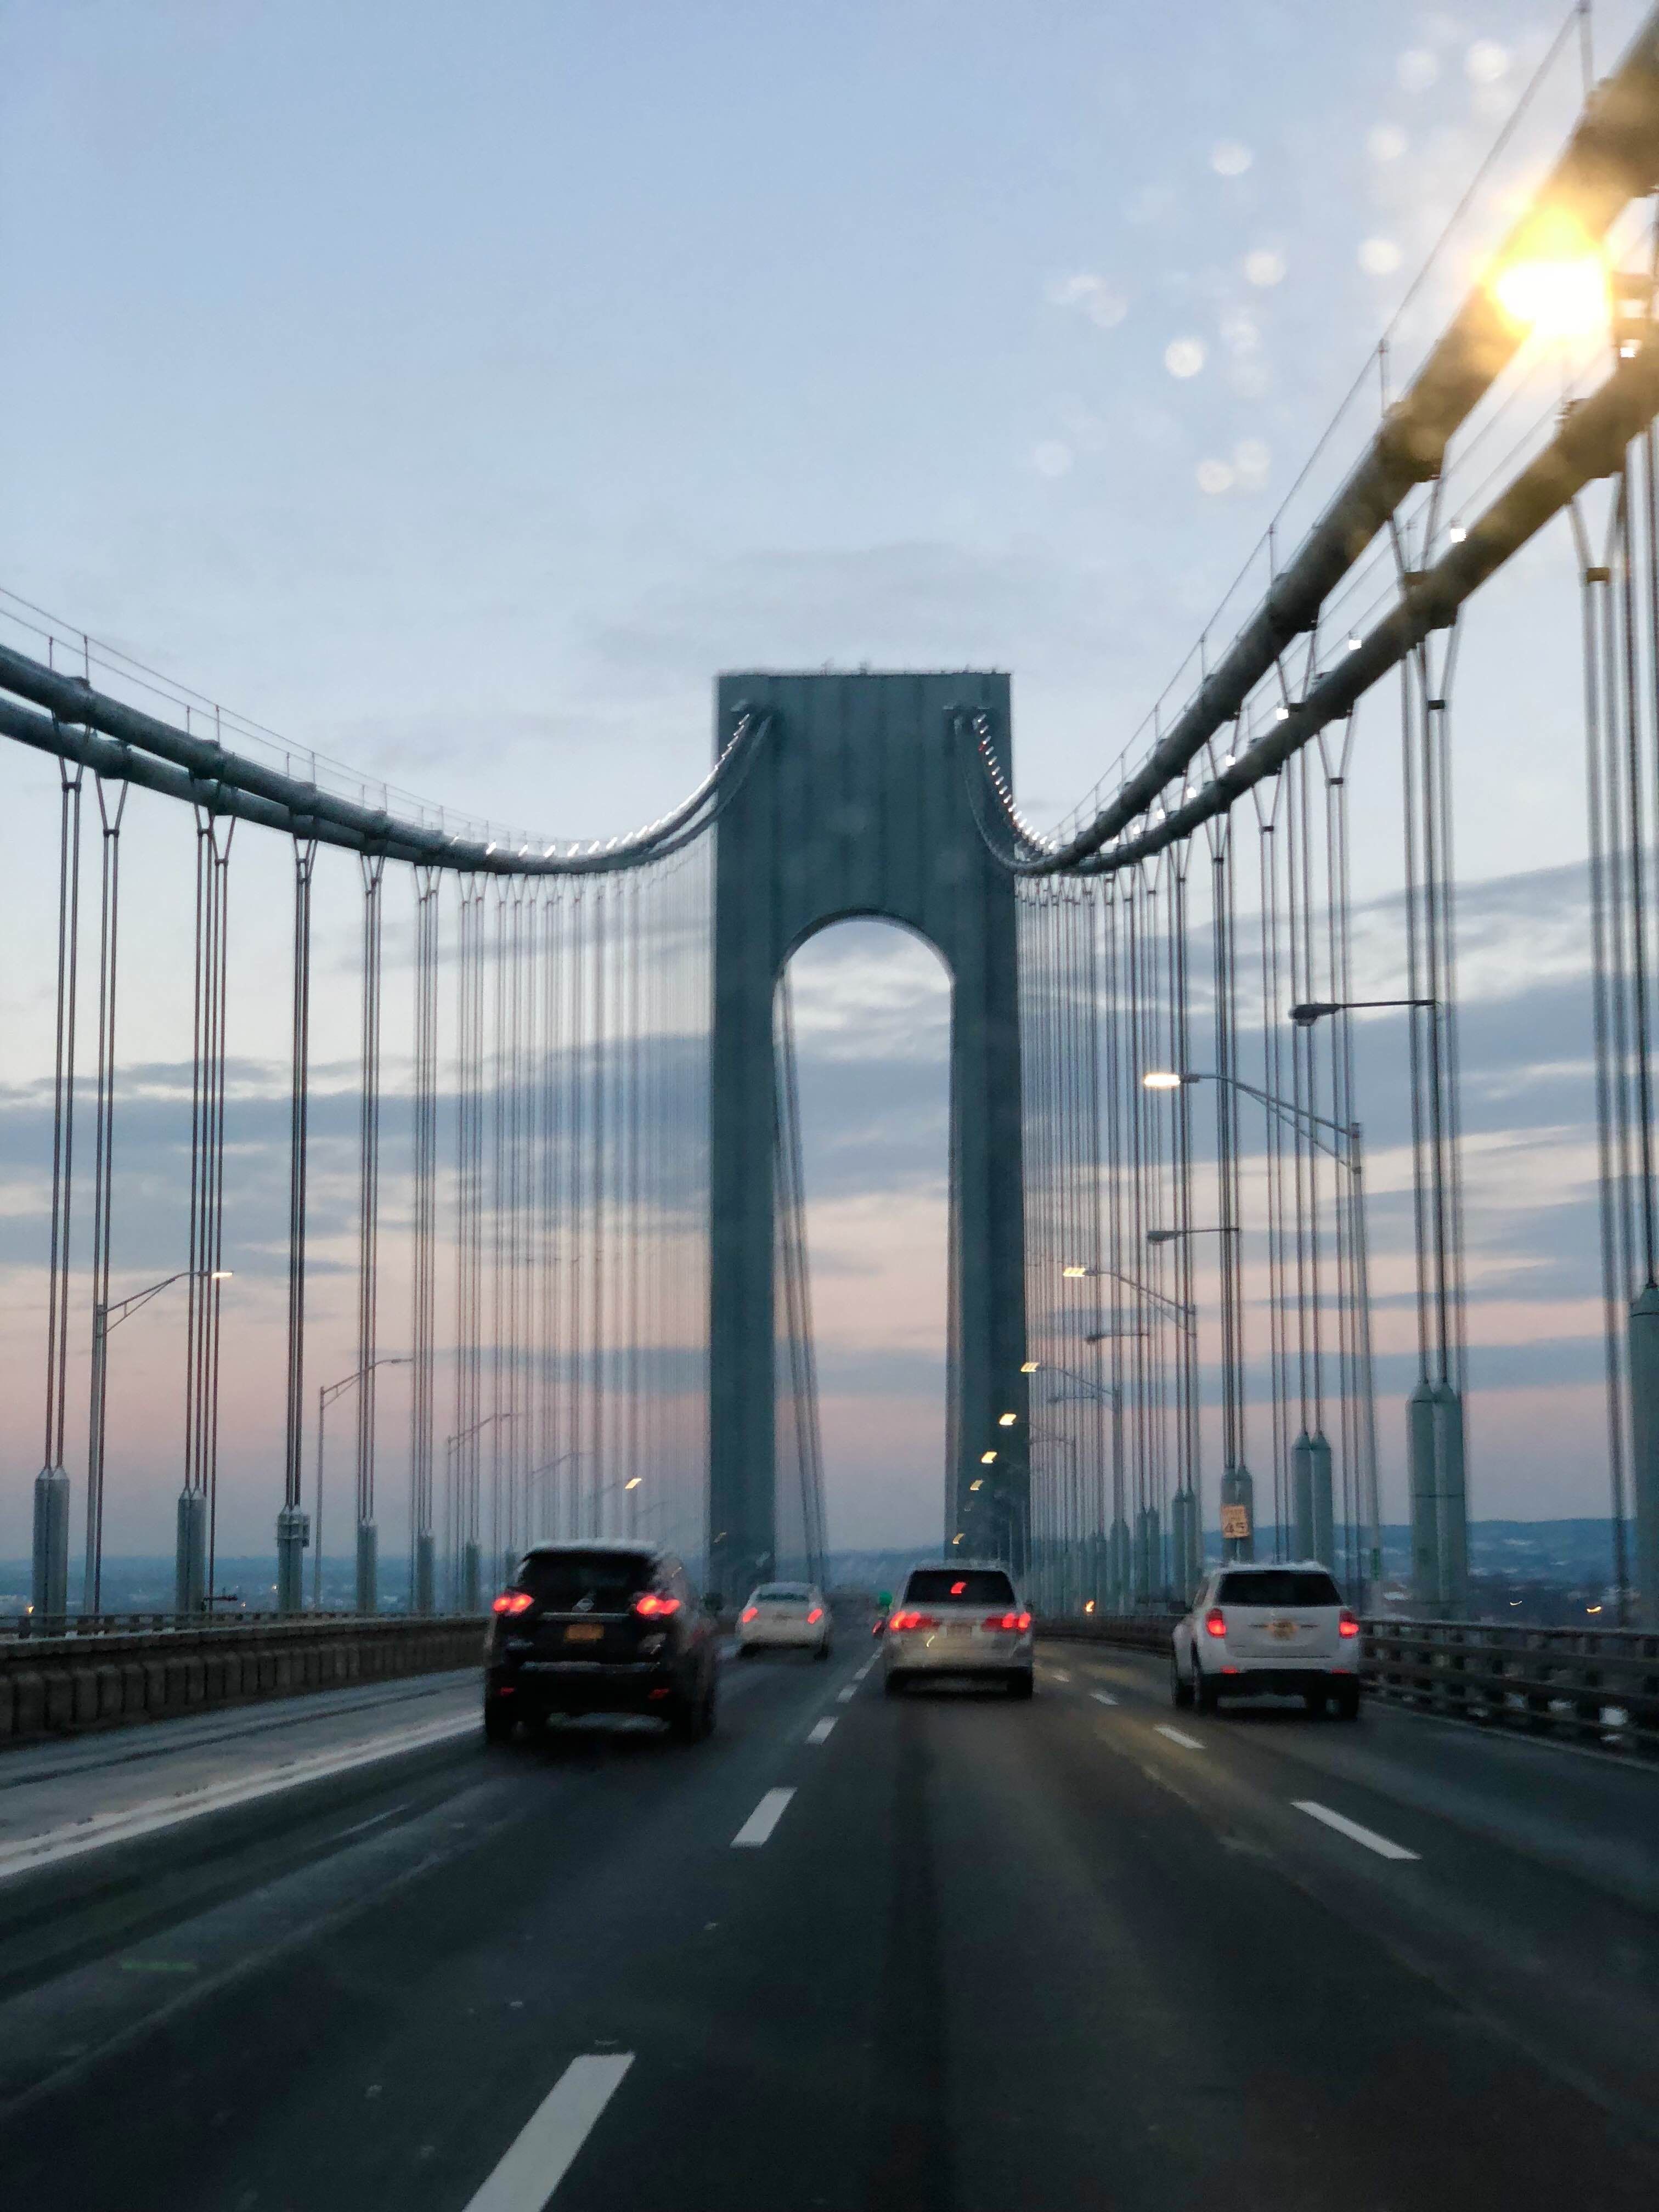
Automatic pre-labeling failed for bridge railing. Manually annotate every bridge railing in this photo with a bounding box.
[0,1609,379,1642]
[1037,1612,1659,1754]
[0,1612,489,1747]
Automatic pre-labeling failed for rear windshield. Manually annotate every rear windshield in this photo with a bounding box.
[1217,1571,1341,1607]
[904,1569,1016,1606]
[755,1585,811,1601]
[516,1551,653,1610]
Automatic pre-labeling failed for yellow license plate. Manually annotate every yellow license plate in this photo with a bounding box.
[565,1623,605,1643]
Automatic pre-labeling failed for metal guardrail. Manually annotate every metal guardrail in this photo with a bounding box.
[0,1609,458,1643]
[1039,1612,1659,1754]
[0,1612,492,1746]
[1363,1616,1659,1753]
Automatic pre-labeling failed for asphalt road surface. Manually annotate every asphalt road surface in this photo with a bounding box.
[0,1635,1655,2211]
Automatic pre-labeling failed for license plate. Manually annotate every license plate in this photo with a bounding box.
[565,1623,605,1643]
[1268,1620,1298,1640]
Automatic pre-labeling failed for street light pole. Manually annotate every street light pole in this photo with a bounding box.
[444,1409,514,1611]
[313,1355,411,1612]
[1145,1065,1382,1599]
[80,1267,233,1617]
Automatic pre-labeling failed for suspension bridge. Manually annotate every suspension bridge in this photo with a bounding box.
[3,12,1659,2208]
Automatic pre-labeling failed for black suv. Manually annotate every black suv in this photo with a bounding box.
[484,1541,719,1744]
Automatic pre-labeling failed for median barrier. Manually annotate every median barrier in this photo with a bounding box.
[0,1615,490,1750]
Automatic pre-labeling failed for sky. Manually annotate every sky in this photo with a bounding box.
[1,0,1651,1564]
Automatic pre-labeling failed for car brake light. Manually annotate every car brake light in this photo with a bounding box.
[1339,1609,1361,1639]
[633,1593,681,1619]
[889,1611,936,1632]
[740,1605,759,1623]
[807,1607,823,1623]
[492,1590,533,1616]
[984,1611,1032,1632]
[1204,1607,1227,1638]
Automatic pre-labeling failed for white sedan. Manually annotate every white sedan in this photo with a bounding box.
[736,1582,833,1660]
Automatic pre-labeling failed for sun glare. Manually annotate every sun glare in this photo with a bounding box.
[1489,214,1607,341]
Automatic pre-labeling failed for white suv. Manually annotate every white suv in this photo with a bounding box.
[1171,1562,1362,1719]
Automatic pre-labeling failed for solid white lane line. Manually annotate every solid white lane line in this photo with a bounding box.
[836,1685,857,1702]
[461,2053,634,2211]
[1154,1724,1204,1752]
[806,1717,837,1745]
[0,1713,477,1884]
[731,1787,795,1847]
[1090,1690,1119,1707]
[1294,1800,1420,1862]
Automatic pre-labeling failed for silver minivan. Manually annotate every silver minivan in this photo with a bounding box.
[882,1561,1034,1698]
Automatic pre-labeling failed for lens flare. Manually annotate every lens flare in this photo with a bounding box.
[1490,216,1607,340]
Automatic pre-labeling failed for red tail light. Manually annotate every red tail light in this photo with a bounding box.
[1204,1606,1227,1638]
[633,1593,681,1619]
[807,1607,823,1623]
[492,1590,533,1616]
[984,1611,1032,1633]
[889,1611,936,1632]
[740,1605,759,1623]
[1339,1609,1361,1639]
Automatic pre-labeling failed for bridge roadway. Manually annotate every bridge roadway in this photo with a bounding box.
[0,1635,1655,2210]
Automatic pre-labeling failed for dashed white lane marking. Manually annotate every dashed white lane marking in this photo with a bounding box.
[461,2052,634,2211]
[856,1657,877,1679]
[1090,1690,1119,1707]
[732,1787,796,1848]
[0,1713,476,1884]
[806,1717,837,1745]
[1047,1667,1071,1683]
[836,1685,857,1703]
[1294,1800,1420,1862]
[1154,1724,1204,1751]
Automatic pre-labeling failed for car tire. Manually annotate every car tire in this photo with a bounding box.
[1192,1662,1216,1716]
[1007,1671,1034,1701]
[1335,1681,1361,1722]
[884,1671,905,1699]
[736,1643,754,1660]
[1171,1653,1194,1708]
[483,1696,517,1746]
[669,1680,710,1743]
[813,1640,831,1662]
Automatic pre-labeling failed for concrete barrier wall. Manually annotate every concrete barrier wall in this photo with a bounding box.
[0,1616,489,1750]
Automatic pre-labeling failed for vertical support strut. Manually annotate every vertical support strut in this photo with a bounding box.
[410,865,440,1613]
[355,851,386,1615]
[178,808,233,1616]
[82,771,127,1616]
[34,759,83,1620]
[277,837,315,1615]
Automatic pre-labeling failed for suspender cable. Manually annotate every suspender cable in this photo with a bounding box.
[32,758,83,1617]
[82,771,128,1615]
[276,836,315,1613]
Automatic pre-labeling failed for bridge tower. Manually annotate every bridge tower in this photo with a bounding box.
[709,672,1028,1601]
